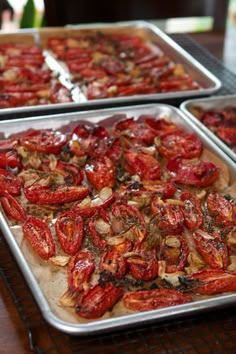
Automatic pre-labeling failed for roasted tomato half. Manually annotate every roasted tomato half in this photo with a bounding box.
[85,156,115,190]
[76,283,123,319]
[23,216,56,260]
[55,213,84,255]
[123,288,192,311]
[180,192,203,230]
[20,129,67,154]
[68,250,95,291]
[193,229,229,269]
[124,151,161,180]
[167,158,219,187]
[0,193,26,222]
[0,168,22,195]
[206,191,236,227]
[157,131,202,159]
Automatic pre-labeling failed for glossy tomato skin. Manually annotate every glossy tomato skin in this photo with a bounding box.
[167,157,219,187]
[123,288,192,311]
[180,192,203,230]
[85,156,115,190]
[55,214,84,255]
[151,196,184,234]
[0,168,22,195]
[0,149,21,169]
[181,269,236,295]
[20,129,67,154]
[124,151,161,180]
[68,250,95,291]
[144,117,179,137]
[160,234,189,273]
[24,184,90,204]
[158,131,202,159]
[0,193,26,222]
[99,250,128,279]
[193,229,229,269]
[77,283,123,319]
[206,191,236,227]
[127,246,158,281]
[23,216,56,260]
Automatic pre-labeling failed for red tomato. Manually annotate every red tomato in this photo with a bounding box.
[127,246,158,281]
[0,193,26,222]
[0,149,21,169]
[160,234,189,273]
[180,192,203,230]
[123,288,192,311]
[193,229,229,269]
[167,157,219,187]
[77,283,123,319]
[181,269,236,295]
[88,209,110,248]
[124,151,161,180]
[23,216,56,260]
[99,250,128,279]
[51,160,84,186]
[206,191,236,227]
[217,127,236,146]
[144,117,179,137]
[151,196,184,234]
[0,168,22,195]
[142,180,176,198]
[111,201,147,244]
[85,156,115,190]
[72,191,115,218]
[158,131,203,159]
[68,250,95,291]
[20,129,67,154]
[113,117,156,145]
[55,214,84,255]
[118,83,156,96]
[24,184,90,204]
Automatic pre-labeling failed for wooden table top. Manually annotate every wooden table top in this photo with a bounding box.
[0,27,236,354]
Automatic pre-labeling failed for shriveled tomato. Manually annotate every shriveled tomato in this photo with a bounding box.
[0,168,22,195]
[193,229,229,269]
[0,149,21,169]
[0,193,26,222]
[180,192,203,230]
[123,288,192,311]
[118,82,156,96]
[151,196,184,234]
[24,183,90,204]
[85,156,115,190]
[124,151,161,180]
[160,234,189,273]
[158,131,202,159]
[126,246,158,281]
[111,201,147,244]
[180,269,236,295]
[99,250,128,279]
[20,129,67,154]
[68,250,95,291]
[167,157,219,187]
[55,214,84,255]
[77,283,123,319]
[23,216,55,260]
[49,160,84,186]
[206,191,236,227]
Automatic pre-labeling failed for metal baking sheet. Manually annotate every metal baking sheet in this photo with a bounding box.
[180,94,236,162]
[0,21,221,115]
[0,103,235,336]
